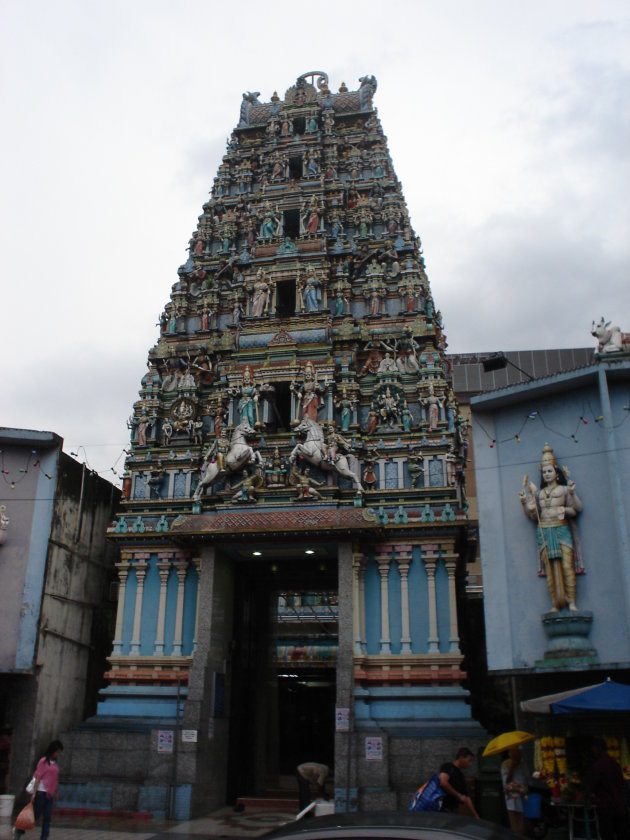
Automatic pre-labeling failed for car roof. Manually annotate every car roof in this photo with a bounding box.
[263,811,518,840]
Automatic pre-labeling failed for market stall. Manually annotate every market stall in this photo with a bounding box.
[520,679,630,839]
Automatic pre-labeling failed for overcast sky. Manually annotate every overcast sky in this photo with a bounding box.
[1,0,629,481]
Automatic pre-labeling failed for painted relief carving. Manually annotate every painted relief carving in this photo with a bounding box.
[193,421,263,500]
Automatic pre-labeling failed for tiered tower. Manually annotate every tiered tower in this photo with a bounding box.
[96,72,480,817]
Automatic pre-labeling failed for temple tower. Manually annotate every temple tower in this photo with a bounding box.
[78,72,481,818]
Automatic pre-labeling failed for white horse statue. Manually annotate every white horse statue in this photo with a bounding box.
[591,317,629,353]
[289,418,363,495]
[193,421,263,500]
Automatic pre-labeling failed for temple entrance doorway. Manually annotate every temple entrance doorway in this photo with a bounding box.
[225,548,337,803]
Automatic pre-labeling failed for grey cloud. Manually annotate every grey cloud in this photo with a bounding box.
[437,211,628,353]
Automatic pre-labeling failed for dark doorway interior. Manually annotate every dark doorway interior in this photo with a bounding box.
[278,669,335,774]
[288,158,303,181]
[226,558,337,802]
[271,381,292,431]
[283,208,300,238]
[276,279,296,316]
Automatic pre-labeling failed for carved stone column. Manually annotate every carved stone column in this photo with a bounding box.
[376,548,392,654]
[443,552,461,653]
[112,552,131,655]
[154,552,173,654]
[192,556,202,653]
[352,551,366,655]
[172,555,189,655]
[129,553,150,655]
[422,547,439,653]
[395,544,413,653]
[326,381,334,422]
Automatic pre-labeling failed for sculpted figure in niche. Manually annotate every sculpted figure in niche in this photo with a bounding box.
[231,366,259,428]
[270,153,286,182]
[401,401,413,431]
[260,203,279,239]
[291,466,324,501]
[332,281,349,317]
[424,383,442,430]
[232,298,245,328]
[395,327,420,374]
[231,468,263,503]
[377,351,398,374]
[369,284,383,316]
[251,269,270,317]
[520,443,584,612]
[378,386,401,426]
[301,196,321,237]
[161,419,173,446]
[292,362,322,422]
[301,266,323,312]
[335,388,355,431]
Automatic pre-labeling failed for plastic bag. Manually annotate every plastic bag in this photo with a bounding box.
[15,801,35,831]
[409,773,445,812]
[25,775,36,795]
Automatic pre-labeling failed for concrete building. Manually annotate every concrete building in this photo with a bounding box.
[0,428,120,797]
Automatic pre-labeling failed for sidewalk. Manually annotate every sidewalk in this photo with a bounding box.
[0,806,297,840]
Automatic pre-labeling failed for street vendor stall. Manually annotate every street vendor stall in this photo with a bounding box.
[520,679,630,839]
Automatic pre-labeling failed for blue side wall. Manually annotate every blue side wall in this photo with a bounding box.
[472,364,630,671]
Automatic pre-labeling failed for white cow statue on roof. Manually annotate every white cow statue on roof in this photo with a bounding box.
[591,317,630,354]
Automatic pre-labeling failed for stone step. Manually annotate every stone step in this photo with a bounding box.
[236,795,299,812]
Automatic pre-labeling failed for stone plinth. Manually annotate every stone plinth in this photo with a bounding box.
[536,609,598,669]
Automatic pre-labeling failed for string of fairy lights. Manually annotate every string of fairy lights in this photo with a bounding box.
[474,397,630,449]
[0,445,130,493]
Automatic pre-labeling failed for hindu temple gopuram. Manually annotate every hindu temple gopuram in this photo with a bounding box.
[65,72,482,818]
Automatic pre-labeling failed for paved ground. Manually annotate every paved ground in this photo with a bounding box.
[0,807,297,840]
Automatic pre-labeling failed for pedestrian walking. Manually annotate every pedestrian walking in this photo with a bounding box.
[14,739,63,840]
[438,746,479,818]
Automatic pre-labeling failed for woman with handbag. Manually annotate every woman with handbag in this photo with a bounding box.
[14,739,63,840]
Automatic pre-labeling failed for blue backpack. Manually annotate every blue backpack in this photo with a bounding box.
[409,773,445,812]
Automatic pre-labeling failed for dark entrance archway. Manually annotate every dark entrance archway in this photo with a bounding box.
[226,549,337,802]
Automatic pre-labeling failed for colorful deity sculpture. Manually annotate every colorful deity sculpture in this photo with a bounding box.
[520,443,584,612]
[231,366,260,428]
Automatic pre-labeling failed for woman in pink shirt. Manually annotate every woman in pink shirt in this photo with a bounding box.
[14,739,63,840]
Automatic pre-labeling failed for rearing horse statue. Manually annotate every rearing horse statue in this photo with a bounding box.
[289,418,363,495]
[193,421,263,500]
